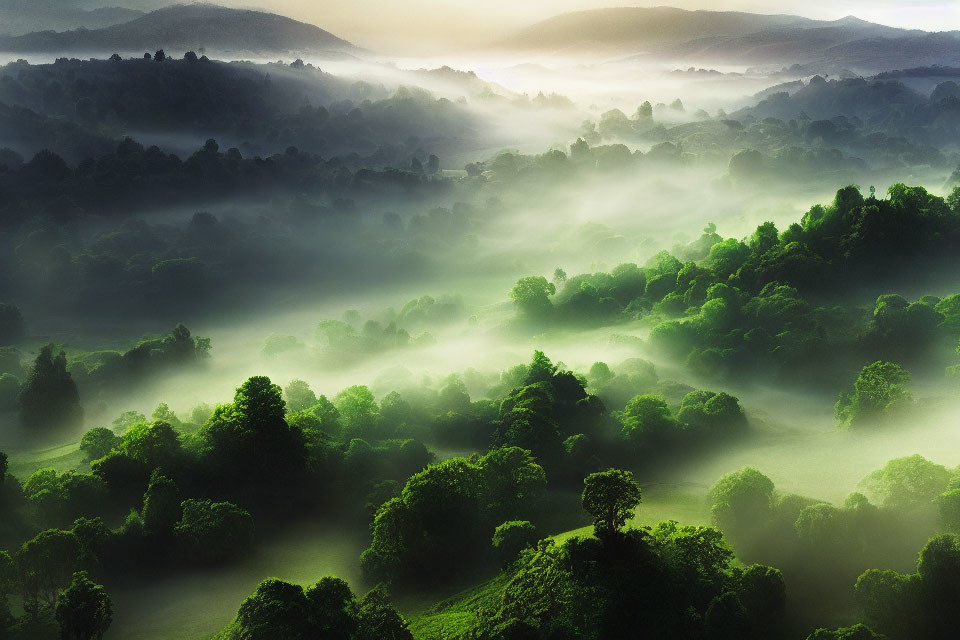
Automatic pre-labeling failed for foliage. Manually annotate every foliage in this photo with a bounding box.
[19,345,82,430]
[581,469,642,538]
[54,571,112,640]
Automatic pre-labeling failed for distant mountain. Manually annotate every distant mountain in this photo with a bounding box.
[0,5,144,36]
[500,7,956,73]
[0,3,359,58]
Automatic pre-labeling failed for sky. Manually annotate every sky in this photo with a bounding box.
[223,0,960,52]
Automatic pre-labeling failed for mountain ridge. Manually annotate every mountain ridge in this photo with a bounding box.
[0,3,358,57]
[498,6,953,72]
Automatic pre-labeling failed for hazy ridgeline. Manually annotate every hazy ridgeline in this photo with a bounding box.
[0,3,960,640]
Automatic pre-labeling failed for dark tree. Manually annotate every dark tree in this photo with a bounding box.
[55,571,112,640]
[236,579,310,640]
[19,345,82,431]
[305,577,357,640]
[17,528,80,614]
[141,471,181,538]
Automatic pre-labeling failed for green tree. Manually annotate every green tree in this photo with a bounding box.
[805,624,883,640]
[141,470,180,538]
[859,454,951,510]
[55,571,112,640]
[492,520,538,566]
[119,421,183,472]
[79,428,118,463]
[334,386,379,438]
[939,488,960,532]
[17,528,80,614]
[836,361,912,428]
[620,394,676,446]
[175,499,254,564]
[200,376,306,501]
[709,467,775,550]
[236,578,309,640]
[581,468,642,538]
[355,585,413,640]
[284,380,317,414]
[305,577,357,640]
[510,277,556,319]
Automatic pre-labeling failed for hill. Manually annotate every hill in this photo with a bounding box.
[0,3,359,58]
[500,6,955,73]
[0,4,144,36]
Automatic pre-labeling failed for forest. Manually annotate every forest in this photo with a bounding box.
[1,1,960,639]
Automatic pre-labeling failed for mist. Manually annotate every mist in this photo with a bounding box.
[0,2,959,640]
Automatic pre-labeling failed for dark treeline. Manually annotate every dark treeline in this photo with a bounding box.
[737,74,960,152]
[0,56,475,163]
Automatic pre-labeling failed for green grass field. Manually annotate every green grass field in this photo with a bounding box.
[6,441,84,479]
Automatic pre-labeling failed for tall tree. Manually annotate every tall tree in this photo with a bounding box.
[582,468,642,539]
[55,571,112,640]
[19,345,82,430]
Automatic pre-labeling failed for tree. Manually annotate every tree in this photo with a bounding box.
[305,577,357,640]
[510,277,555,319]
[175,499,254,564]
[0,550,15,597]
[859,454,951,510]
[355,585,413,640]
[55,571,112,640]
[805,624,883,640]
[200,376,306,502]
[19,345,83,430]
[836,361,912,428]
[708,467,775,551]
[236,578,310,640]
[334,385,378,438]
[234,376,286,428]
[79,428,118,463]
[141,470,180,538]
[284,380,317,413]
[620,394,676,446]
[492,520,538,566]
[119,421,182,472]
[153,49,165,62]
[939,489,960,532]
[581,469,642,538]
[17,528,80,614]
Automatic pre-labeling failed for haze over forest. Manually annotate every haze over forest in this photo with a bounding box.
[0,2,960,640]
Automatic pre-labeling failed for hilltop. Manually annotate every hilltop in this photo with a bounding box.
[499,6,956,73]
[0,3,359,58]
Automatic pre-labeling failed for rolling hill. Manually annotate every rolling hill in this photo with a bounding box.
[0,3,359,58]
[500,7,959,73]
[0,0,146,37]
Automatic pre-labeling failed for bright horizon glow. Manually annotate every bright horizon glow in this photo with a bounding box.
[219,1,960,53]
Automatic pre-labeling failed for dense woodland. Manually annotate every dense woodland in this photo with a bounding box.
[1,11,960,640]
